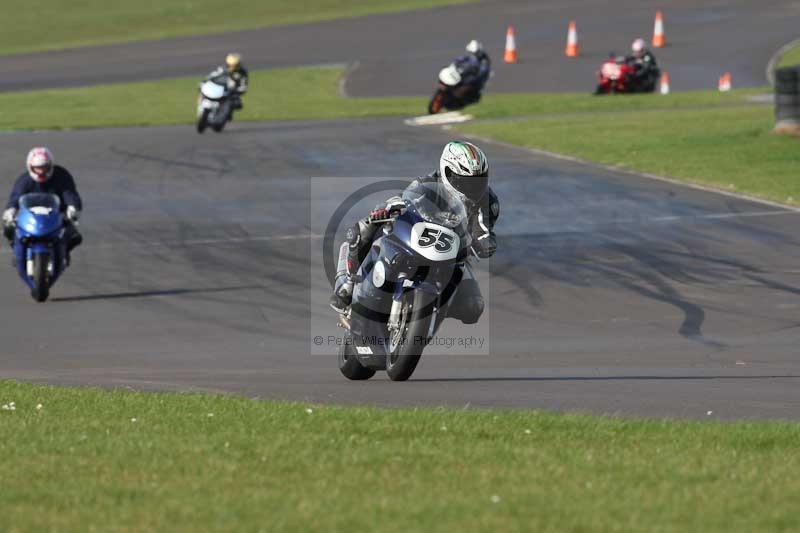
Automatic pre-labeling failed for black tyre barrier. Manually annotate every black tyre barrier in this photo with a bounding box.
[774,66,800,135]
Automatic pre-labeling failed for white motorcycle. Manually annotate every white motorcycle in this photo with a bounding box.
[197,75,235,133]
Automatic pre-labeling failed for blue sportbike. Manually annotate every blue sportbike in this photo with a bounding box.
[10,193,70,302]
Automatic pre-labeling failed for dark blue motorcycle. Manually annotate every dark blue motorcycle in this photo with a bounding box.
[337,181,472,381]
[11,193,69,302]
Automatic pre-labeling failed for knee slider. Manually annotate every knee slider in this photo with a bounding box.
[463,296,484,324]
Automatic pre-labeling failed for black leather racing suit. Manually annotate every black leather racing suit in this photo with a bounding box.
[334,171,499,324]
[4,166,83,252]
[453,52,491,104]
[625,50,659,92]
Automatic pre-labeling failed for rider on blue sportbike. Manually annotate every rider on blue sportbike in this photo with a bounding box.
[3,147,83,262]
[330,141,499,326]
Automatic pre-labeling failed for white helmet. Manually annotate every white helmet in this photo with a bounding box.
[26,147,54,183]
[466,40,484,55]
[631,38,646,57]
[439,141,489,202]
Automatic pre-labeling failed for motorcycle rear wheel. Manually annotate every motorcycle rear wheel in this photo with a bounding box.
[31,252,50,303]
[386,291,432,381]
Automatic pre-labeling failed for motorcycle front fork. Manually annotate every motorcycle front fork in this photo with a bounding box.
[26,256,54,277]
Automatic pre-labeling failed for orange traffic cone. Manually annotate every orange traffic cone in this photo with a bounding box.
[718,72,732,92]
[504,26,518,63]
[652,11,665,48]
[565,21,579,57]
[659,71,670,94]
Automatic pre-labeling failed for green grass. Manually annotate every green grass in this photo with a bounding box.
[1,380,799,531]
[470,88,765,119]
[777,41,800,68]
[0,66,424,130]
[0,66,766,132]
[460,92,800,206]
[1,0,474,56]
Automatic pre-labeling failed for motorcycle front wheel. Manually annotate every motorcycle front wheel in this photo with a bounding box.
[428,90,445,115]
[386,290,433,381]
[31,252,50,303]
[197,109,210,133]
[338,338,376,380]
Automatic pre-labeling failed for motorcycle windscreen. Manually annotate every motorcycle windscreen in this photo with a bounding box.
[200,80,226,99]
[19,193,60,213]
[402,181,468,229]
[17,193,63,236]
[438,64,462,86]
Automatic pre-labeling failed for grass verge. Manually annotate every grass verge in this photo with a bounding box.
[1,0,474,56]
[777,41,800,68]
[0,66,424,130]
[460,92,800,206]
[0,66,765,131]
[1,380,799,531]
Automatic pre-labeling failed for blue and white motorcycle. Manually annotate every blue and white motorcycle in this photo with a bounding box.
[337,181,472,381]
[196,74,234,133]
[10,193,70,302]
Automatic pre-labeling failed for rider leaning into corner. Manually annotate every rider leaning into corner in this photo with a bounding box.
[206,53,249,110]
[330,141,500,325]
[626,38,658,90]
[3,147,83,261]
[454,40,492,104]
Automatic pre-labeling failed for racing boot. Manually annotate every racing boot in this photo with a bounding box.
[329,274,354,314]
[3,224,14,266]
[65,227,83,267]
[3,224,13,244]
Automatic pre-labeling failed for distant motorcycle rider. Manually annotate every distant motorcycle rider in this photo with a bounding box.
[206,53,249,110]
[453,40,492,104]
[330,141,499,325]
[3,147,83,259]
[626,38,659,91]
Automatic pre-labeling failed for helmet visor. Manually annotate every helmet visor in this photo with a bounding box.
[31,163,52,177]
[444,167,488,202]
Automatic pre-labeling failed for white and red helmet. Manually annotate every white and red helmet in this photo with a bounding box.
[631,38,646,58]
[26,147,54,183]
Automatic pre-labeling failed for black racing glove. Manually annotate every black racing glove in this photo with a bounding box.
[473,235,497,258]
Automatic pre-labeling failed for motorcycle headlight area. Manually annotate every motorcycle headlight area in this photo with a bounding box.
[372,260,386,288]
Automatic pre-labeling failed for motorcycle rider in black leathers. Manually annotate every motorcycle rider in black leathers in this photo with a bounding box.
[330,141,499,325]
[3,147,83,262]
[454,40,492,105]
[206,53,249,110]
[626,38,659,92]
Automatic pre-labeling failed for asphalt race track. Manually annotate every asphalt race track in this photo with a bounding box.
[1,0,799,95]
[2,119,800,420]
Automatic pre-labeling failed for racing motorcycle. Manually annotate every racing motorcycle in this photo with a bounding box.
[336,181,473,381]
[594,54,659,95]
[428,62,483,114]
[197,74,235,133]
[10,193,70,302]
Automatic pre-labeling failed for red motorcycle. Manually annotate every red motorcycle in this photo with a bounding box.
[594,55,637,94]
